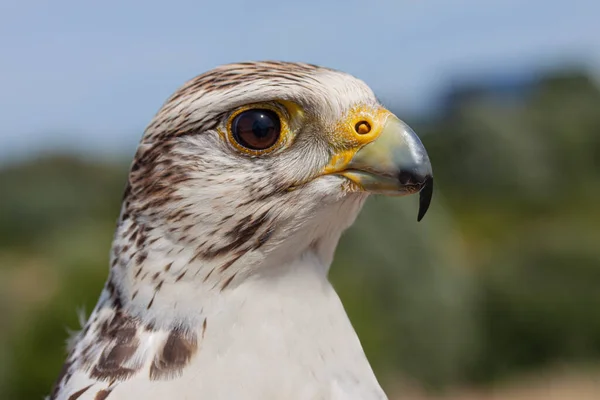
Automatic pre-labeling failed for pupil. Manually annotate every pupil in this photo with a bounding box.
[252,114,273,138]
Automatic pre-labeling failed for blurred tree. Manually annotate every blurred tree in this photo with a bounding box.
[0,156,127,399]
[420,68,600,384]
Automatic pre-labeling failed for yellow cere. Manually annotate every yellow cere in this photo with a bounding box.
[323,105,392,174]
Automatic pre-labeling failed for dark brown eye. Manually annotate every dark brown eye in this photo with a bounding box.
[231,109,281,150]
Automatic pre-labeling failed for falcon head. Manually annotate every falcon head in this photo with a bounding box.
[123,61,432,281]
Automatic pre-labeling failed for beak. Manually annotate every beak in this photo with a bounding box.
[338,115,433,221]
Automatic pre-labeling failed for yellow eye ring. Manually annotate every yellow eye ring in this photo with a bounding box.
[223,103,290,156]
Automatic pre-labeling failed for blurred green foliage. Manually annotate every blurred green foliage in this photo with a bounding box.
[1,69,599,399]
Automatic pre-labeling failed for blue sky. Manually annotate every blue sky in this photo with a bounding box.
[1,0,599,162]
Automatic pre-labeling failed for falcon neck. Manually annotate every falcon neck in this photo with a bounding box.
[103,211,345,329]
[95,242,387,399]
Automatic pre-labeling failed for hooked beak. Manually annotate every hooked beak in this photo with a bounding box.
[334,115,433,221]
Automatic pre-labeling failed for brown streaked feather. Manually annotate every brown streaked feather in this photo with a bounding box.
[67,384,93,400]
[149,329,198,381]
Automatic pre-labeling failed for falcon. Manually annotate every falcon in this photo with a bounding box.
[50,61,433,400]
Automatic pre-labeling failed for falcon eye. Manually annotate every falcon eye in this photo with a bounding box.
[231,109,281,151]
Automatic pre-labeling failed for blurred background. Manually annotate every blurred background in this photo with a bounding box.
[1,1,599,399]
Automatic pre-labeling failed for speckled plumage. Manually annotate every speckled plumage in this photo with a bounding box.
[50,61,432,400]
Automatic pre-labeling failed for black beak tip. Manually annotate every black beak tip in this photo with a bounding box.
[417,176,433,222]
